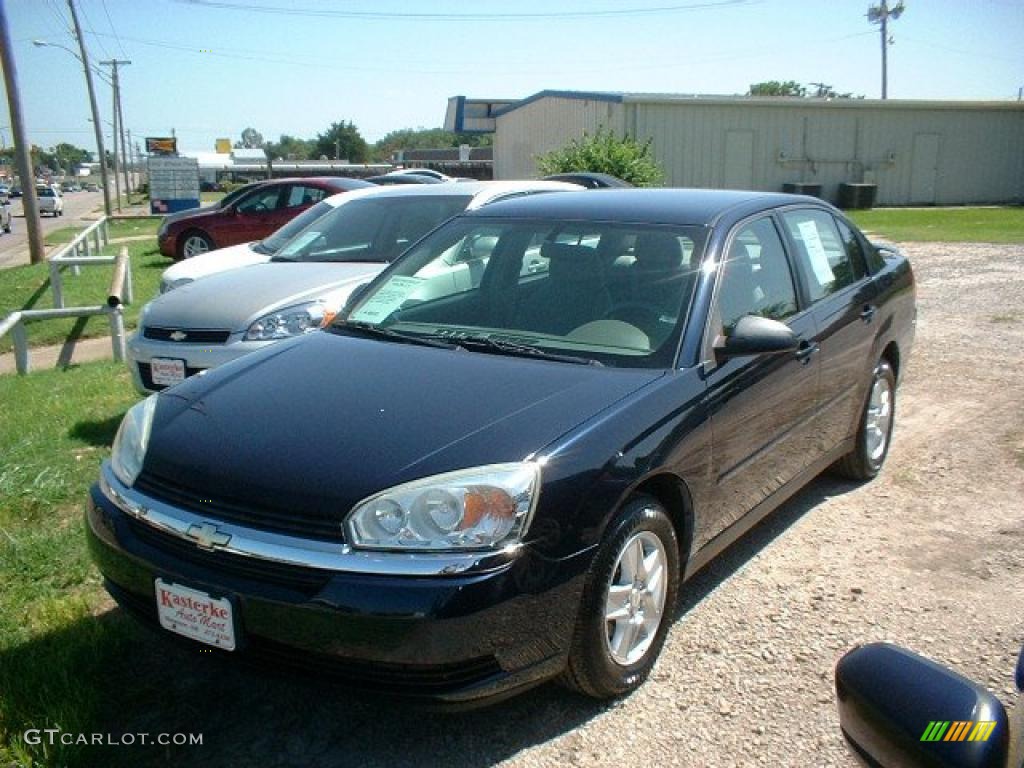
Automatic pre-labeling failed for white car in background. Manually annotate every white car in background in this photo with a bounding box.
[131,180,581,392]
[36,184,64,217]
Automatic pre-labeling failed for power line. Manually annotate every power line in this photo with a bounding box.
[77,0,113,60]
[171,0,757,21]
[99,0,129,58]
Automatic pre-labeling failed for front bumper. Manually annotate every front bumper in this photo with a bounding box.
[157,230,176,258]
[86,465,591,703]
[127,330,279,393]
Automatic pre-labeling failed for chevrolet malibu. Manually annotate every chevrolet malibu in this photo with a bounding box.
[88,189,915,703]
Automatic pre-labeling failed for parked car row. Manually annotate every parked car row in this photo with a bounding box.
[88,181,916,709]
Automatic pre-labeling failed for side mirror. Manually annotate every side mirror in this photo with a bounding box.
[836,643,1009,768]
[715,315,799,359]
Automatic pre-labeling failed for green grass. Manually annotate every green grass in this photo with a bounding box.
[847,206,1024,243]
[0,362,141,767]
[43,219,160,247]
[0,239,166,354]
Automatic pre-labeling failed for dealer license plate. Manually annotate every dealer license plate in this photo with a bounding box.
[150,357,186,387]
[155,578,236,650]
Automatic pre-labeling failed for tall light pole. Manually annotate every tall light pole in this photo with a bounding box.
[868,1,905,100]
[0,2,44,264]
[45,1,112,215]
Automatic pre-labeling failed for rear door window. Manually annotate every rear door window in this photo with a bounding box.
[781,209,865,302]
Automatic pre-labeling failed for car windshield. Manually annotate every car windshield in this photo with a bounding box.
[37,187,55,197]
[255,200,334,255]
[337,216,708,368]
[272,194,472,264]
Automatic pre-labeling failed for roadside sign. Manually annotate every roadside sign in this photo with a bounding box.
[215,138,232,154]
[148,156,200,214]
[146,137,178,155]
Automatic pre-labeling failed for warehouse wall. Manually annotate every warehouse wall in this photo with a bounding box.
[495,95,1024,205]
[494,96,624,180]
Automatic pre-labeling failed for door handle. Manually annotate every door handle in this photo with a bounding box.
[860,304,877,322]
[795,341,820,363]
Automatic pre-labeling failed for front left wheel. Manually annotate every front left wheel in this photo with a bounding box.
[559,496,680,699]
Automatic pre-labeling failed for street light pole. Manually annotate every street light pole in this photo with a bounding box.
[65,0,112,215]
[0,1,44,264]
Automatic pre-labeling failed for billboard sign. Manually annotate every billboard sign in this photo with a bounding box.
[146,137,177,155]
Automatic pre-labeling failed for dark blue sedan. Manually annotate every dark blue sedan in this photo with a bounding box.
[87,189,916,703]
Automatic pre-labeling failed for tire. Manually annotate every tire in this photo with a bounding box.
[833,359,896,481]
[559,495,680,699]
[177,231,214,260]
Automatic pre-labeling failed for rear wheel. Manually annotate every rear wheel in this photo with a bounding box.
[559,496,680,699]
[834,359,896,480]
[177,231,214,260]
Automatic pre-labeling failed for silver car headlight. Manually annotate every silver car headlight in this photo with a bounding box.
[159,276,193,294]
[345,463,541,552]
[110,395,158,487]
[244,301,329,341]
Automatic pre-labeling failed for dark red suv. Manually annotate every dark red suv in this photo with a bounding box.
[157,177,374,260]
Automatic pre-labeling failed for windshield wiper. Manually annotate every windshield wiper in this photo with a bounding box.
[270,254,297,262]
[455,335,601,366]
[333,321,459,349]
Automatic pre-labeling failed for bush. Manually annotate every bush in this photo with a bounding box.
[535,127,663,187]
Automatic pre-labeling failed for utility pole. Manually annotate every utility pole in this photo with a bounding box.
[101,59,131,197]
[0,1,44,263]
[67,0,112,215]
[868,1,905,100]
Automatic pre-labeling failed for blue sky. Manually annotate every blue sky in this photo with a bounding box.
[4,0,1022,155]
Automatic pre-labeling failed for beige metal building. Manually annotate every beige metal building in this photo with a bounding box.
[467,91,1024,206]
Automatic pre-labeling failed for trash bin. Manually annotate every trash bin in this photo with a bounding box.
[838,183,878,210]
[782,182,823,198]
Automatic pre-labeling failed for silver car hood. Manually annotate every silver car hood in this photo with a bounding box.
[142,262,386,331]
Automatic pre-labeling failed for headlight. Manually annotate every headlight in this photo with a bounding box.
[345,463,540,552]
[159,277,193,294]
[245,301,330,341]
[110,395,158,487]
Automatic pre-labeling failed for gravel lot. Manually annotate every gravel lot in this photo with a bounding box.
[107,242,1024,767]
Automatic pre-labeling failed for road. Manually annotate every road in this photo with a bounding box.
[0,190,105,270]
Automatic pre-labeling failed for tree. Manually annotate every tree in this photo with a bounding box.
[748,80,806,97]
[535,127,662,187]
[236,127,264,149]
[265,134,316,161]
[314,121,368,163]
[372,127,492,161]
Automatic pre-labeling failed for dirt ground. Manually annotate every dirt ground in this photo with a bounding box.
[87,241,1024,767]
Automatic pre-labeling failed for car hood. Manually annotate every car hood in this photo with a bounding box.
[141,331,664,527]
[143,262,387,331]
[163,204,220,227]
[160,241,268,286]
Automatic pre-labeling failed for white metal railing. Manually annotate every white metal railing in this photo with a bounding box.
[48,217,114,308]
[1,246,132,375]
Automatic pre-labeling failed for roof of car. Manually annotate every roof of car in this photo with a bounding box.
[462,187,828,226]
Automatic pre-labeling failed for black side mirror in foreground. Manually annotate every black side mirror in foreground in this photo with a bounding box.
[715,314,800,359]
[836,642,1009,768]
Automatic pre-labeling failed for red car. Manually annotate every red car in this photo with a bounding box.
[157,177,374,260]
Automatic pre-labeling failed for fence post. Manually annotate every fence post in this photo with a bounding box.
[12,321,29,374]
[49,260,64,308]
[92,226,101,254]
[108,305,126,362]
[101,219,109,247]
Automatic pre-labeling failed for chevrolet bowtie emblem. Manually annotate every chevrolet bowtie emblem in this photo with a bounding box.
[169,330,187,341]
[185,522,231,551]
